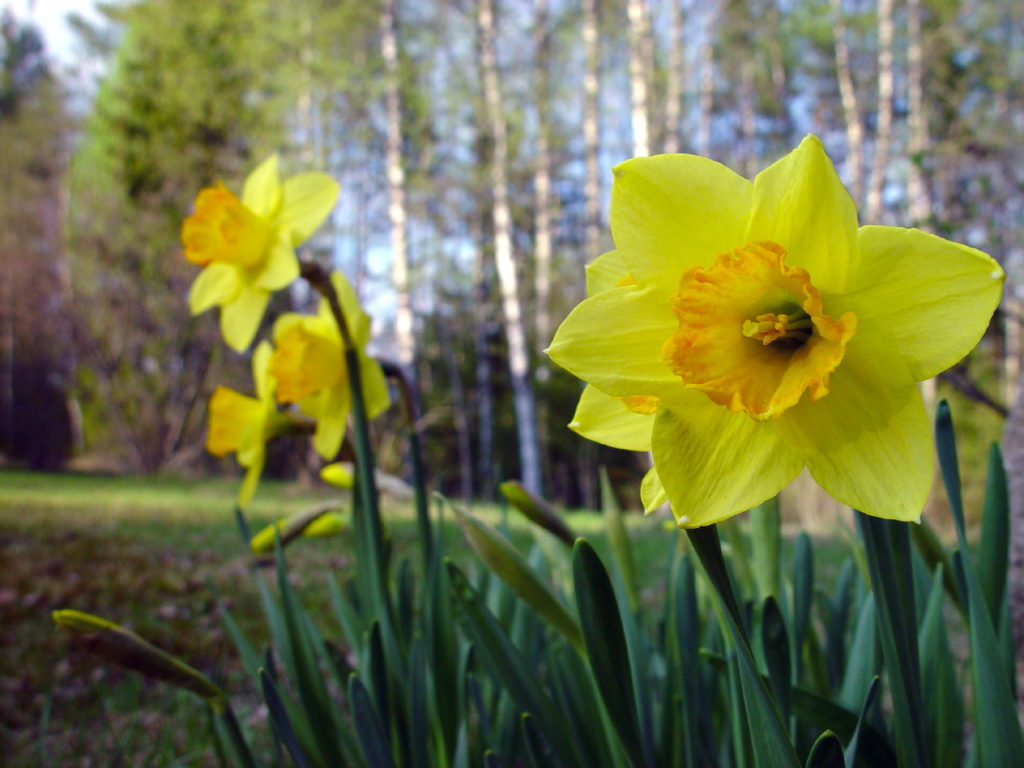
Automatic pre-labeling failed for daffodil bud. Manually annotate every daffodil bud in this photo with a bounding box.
[52,609,225,710]
[249,503,347,554]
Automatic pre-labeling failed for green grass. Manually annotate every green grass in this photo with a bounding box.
[0,469,674,766]
[0,464,967,765]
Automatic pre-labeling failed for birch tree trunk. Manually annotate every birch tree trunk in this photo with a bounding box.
[582,0,601,268]
[533,0,554,354]
[478,0,544,495]
[380,0,415,374]
[866,0,895,222]
[906,0,933,227]
[697,0,719,156]
[664,0,685,155]
[831,0,865,206]
[627,0,652,157]
[906,0,938,405]
[739,54,757,177]
[472,212,496,501]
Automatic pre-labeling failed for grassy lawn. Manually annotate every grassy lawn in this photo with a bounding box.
[0,469,676,766]
[0,465,964,765]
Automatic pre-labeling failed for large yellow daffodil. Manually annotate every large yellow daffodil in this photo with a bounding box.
[182,155,339,352]
[549,135,1003,528]
[269,272,389,460]
[206,342,288,508]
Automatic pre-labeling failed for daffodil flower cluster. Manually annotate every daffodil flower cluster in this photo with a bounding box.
[182,157,389,508]
[549,135,1003,528]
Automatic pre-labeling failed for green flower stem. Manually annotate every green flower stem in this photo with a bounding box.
[300,261,390,617]
[381,360,433,565]
[750,496,782,601]
[687,525,800,768]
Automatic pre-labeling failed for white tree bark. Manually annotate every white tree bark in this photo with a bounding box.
[478,0,543,495]
[627,0,652,157]
[533,0,554,353]
[380,0,415,372]
[582,0,601,268]
[739,54,757,176]
[866,0,895,222]
[831,0,865,206]
[906,0,938,405]
[906,0,933,227]
[664,0,685,154]
[697,0,719,156]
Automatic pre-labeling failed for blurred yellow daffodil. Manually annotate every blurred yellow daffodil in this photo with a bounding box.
[182,155,339,351]
[549,135,1003,528]
[269,271,389,460]
[206,342,288,508]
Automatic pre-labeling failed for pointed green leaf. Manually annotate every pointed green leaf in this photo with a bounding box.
[572,539,649,767]
[918,566,963,768]
[805,731,844,768]
[843,677,881,768]
[760,596,792,726]
[857,513,929,768]
[260,669,313,768]
[687,526,801,768]
[349,674,398,768]
[451,502,584,653]
[936,401,1024,767]
[978,443,1009,624]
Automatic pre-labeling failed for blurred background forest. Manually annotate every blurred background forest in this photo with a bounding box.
[1,0,1022,512]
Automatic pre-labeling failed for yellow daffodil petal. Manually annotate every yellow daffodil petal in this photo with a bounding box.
[611,154,751,286]
[569,384,654,451]
[188,262,239,314]
[651,392,803,528]
[252,341,274,401]
[640,467,667,512]
[321,462,354,488]
[744,135,858,294]
[310,385,351,459]
[585,250,630,296]
[359,353,391,419]
[220,286,270,352]
[834,226,1004,381]
[241,155,282,219]
[547,284,676,397]
[238,459,263,509]
[257,240,300,291]
[327,271,374,347]
[775,342,931,521]
[277,172,340,247]
[206,387,261,456]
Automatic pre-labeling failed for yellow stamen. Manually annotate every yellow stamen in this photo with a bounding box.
[742,312,813,345]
